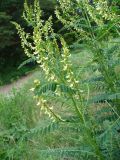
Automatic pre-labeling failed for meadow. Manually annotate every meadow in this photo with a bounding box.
[0,0,120,160]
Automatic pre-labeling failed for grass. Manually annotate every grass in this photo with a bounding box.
[0,69,76,159]
[0,65,36,86]
[0,50,89,159]
[0,47,120,159]
[0,71,43,159]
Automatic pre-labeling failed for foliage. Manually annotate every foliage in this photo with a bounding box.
[6,0,120,159]
[56,0,120,112]
[0,65,36,85]
[0,0,24,65]
[0,12,14,49]
[0,0,57,85]
[0,88,34,159]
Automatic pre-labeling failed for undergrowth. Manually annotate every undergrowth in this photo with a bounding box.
[0,65,36,86]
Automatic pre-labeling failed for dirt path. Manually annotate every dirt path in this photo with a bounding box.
[0,73,33,95]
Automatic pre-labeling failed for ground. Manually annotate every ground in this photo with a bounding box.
[0,73,33,95]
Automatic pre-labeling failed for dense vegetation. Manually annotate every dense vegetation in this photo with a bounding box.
[0,0,120,159]
[0,0,57,85]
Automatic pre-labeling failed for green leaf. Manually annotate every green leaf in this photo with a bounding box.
[35,82,58,96]
[39,147,96,159]
[35,82,76,96]
[88,93,120,104]
[28,122,59,136]
[18,57,36,69]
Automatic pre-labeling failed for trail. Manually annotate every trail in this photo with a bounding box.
[0,73,33,95]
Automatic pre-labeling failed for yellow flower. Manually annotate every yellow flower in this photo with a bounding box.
[70,83,74,88]
[29,88,35,92]
[50,75,55,80]
[63,65,68,71]
[37,101,40,106]
[75,80,79,84]
[34,79,40,85]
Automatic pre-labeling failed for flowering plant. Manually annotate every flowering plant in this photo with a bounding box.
[13,0,120,159]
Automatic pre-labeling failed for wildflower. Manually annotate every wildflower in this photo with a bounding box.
[33,95,38,99]
[66,74,70,79]
[30,88,35,92]
[70,71,74,75]
[34,79,40,86]
[34,51,39,55]
[43,57,48,61]
[50,74,55,80]
[43,99,47,103]
[48,112,51,118]
[55,91,61,96]
[63,65,68,71]
[37,60,41,64]
[75,80,79,84]
[37,101,40,106]
[75,94,79,100]
[70,83,74,88]
[49,106,53,110]
[40,64,45,69]
[41,105,44,110]
[80,90,84,93]
[67,79,72,83]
